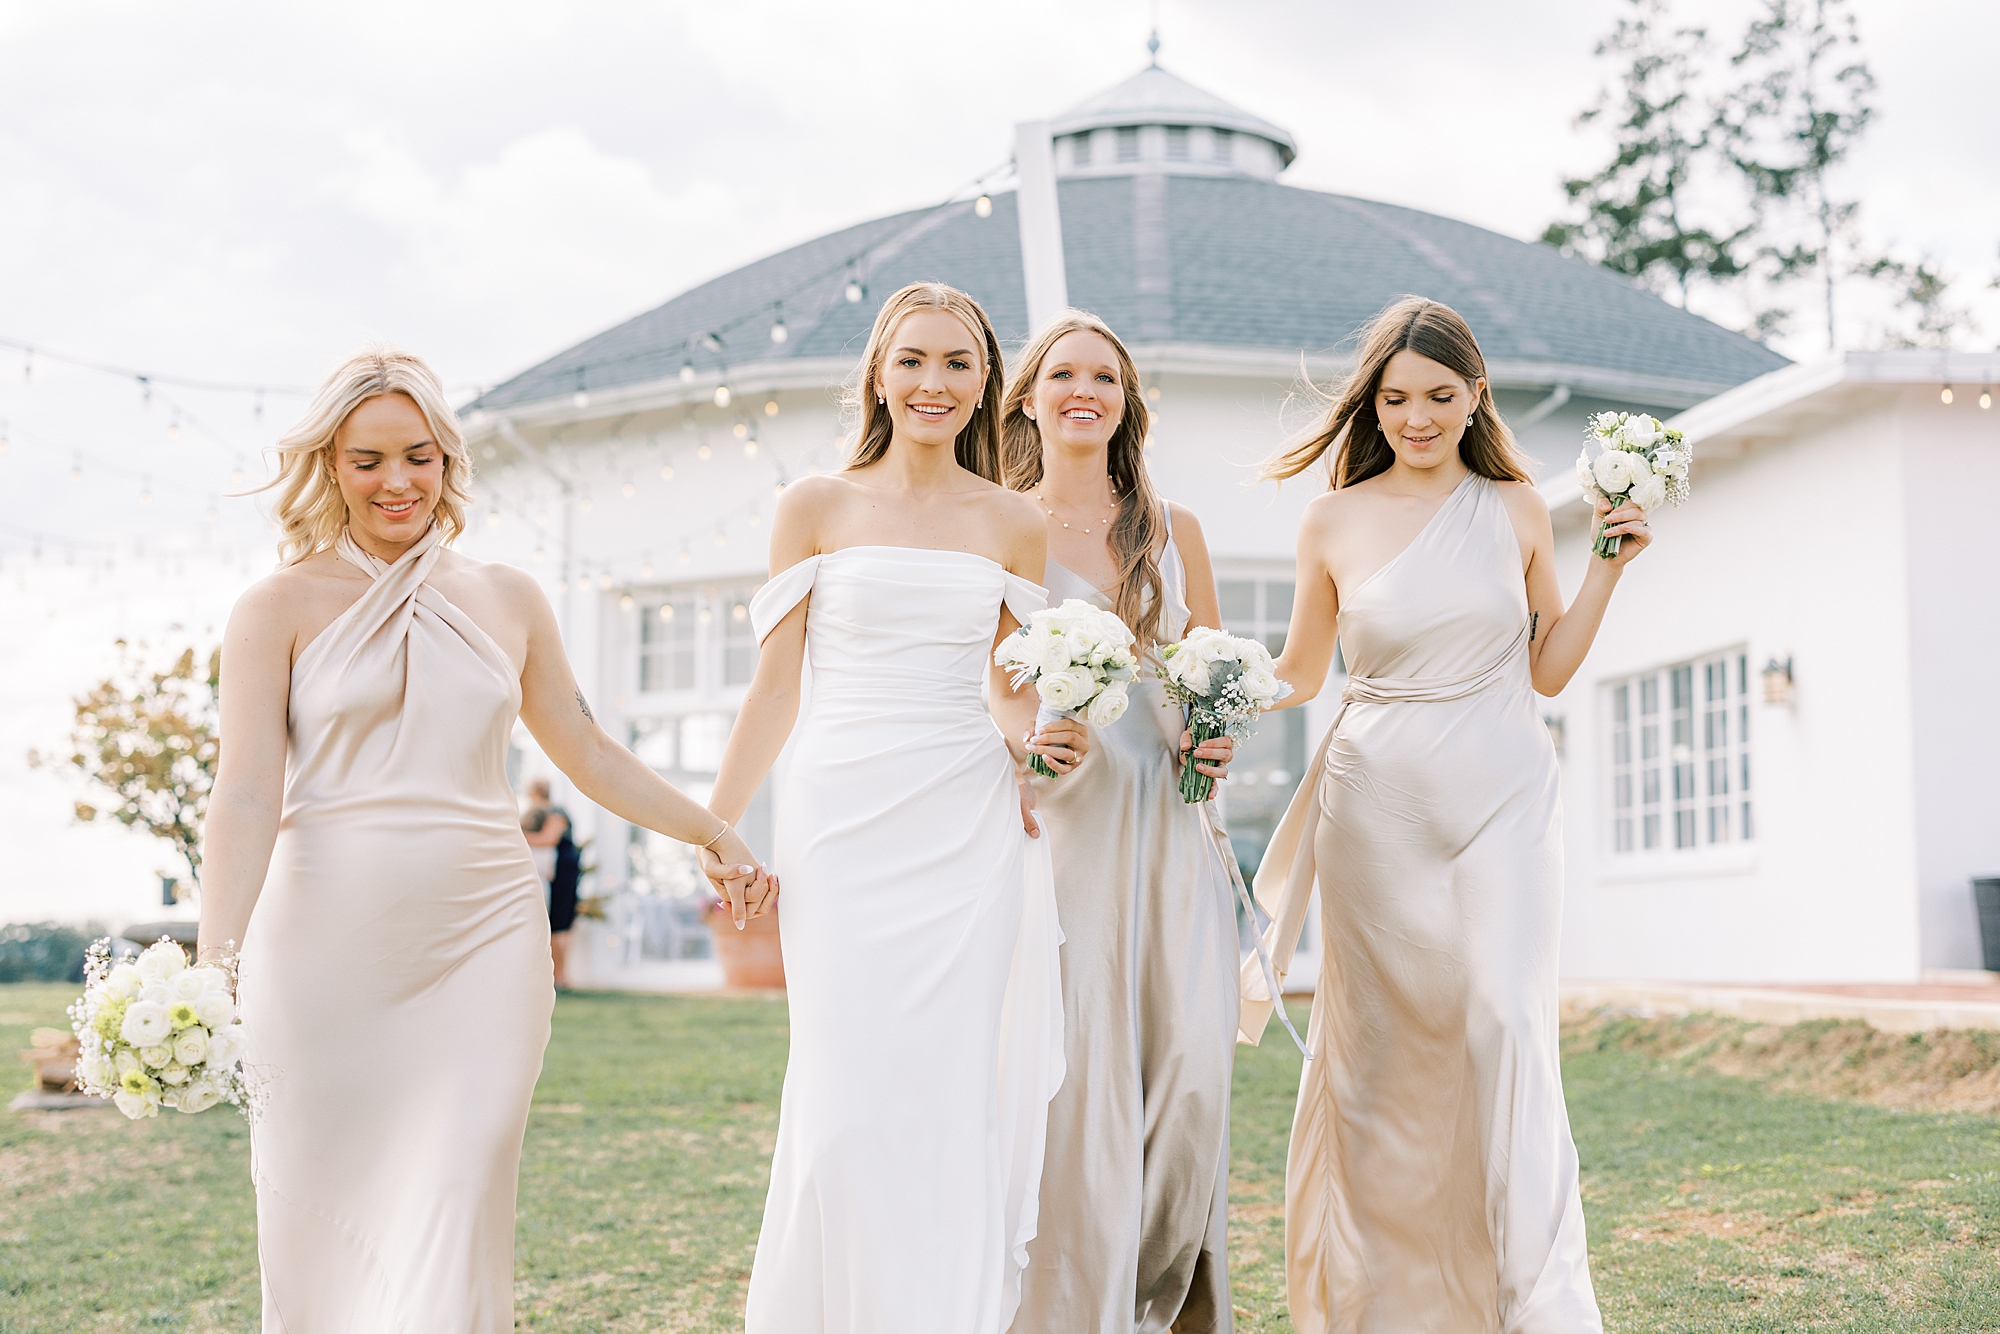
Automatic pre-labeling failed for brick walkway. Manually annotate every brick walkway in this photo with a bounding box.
[1561,976,2000,1033]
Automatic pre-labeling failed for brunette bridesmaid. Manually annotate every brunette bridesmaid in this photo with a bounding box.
[1001,310,1242,1333]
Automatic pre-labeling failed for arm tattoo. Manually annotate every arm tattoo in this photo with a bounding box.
[1529,611,1540,643]
[575,690,595,723]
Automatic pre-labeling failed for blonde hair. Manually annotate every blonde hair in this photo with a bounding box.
[1261,296,1536,489]
[1000,310,1168,644]
[265,345,473,564]
[845,283,1006,482]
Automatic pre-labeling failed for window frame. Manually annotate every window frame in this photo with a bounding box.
[1603,647,1756,871]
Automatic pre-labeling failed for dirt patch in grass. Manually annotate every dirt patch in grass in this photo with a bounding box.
[1563,1006,2000,1114]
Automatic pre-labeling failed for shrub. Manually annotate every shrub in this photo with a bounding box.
[0,921,100,984]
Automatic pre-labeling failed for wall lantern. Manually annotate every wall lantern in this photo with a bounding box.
[1761,656,1795,705]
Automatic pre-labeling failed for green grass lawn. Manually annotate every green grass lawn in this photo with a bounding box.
[4,983,1998,1332]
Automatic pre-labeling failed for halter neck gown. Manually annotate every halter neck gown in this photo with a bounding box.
[1013,511,1244,1333]
[239,527,553,1332]
[1241,475,1602,1333]
[744,545,1065,1333]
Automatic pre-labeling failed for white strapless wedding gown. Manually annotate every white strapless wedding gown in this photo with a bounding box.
[743,546,1065,1333]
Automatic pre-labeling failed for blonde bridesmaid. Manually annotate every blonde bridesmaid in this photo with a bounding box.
[1245,298,1651,1333]
[1001,310,1244,1333]
[198,347,771,1332]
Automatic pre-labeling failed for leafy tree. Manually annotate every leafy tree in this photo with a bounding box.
[1543,0,1751,308]
[1717,0,1875,349]
[1859,254,1977,349]
[28,641,220,892]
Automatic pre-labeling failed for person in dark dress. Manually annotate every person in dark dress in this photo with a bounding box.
[521,777,582,989]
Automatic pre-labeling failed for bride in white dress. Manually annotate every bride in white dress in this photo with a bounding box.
[703,282,1088,1333]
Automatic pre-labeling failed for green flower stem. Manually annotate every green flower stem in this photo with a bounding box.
[1180,714,1222,804]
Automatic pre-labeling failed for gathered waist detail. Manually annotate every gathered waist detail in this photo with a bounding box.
[810,668,986,712]
[1341,617,1529,707]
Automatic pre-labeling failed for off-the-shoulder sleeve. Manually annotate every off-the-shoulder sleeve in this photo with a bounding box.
[1000,571,1047,626]
[750,556,821,643]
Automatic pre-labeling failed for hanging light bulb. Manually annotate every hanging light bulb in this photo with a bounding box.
[769,303,789,343]
[697,443,712,461]
[556,578,568,593]
[1941,384,1954,405]
[699,604,715,624]
[744,438,758,458]
[747,510,760,527]
[713,529,728,547]
[167,413,180,443]
[579,494,594,513]
[206,502,220,524]
[680,359,695,383]
[714,383,732,408]
[657,603,674,622]
[598,573,613,591]
[232,457,246,487]
[1981,385,1993,410]
[845,276,865,303]
[764,397,780,417]
[619,592,635,611]
[660,463,674,481]
[536,509,549,527]
[678,546,693,566]
[487,508,500,530]
[974,194,993,218]
[733,421,748,440]
[534,546,546,564]
[621,480,636,498]
[140,479,153,506]
[640,556,654,578]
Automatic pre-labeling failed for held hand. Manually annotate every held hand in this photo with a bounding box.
[1594,497,1654,569]
[1018,777,1042,839]
[1025,717,1089,776]
[1180,729,1234,780]
[699,826,778,929]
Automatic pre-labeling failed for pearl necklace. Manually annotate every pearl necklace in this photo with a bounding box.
[1034,484,1120,536]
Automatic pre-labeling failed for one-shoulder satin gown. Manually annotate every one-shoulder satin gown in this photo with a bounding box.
[238,527,553,1332]
[1241,475,1602,1333]
[743,545,1065,1334]
[1015,510,1242,1333]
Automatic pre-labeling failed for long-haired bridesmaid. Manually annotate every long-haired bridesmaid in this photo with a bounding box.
[1000,309,1244,1332]
[199,347,770,1331]
[1247,297,1651,1333]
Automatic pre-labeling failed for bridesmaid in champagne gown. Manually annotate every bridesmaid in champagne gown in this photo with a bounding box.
[998,312,1246,1333]
[201,348,770,1332]
[1243,299,1652,1333]
[704,284,1081,1333]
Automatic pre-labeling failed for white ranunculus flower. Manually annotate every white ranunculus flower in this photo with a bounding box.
[120,1001,172,1049]
[1592,449,1639,495]
[1240,669,1283,706]
[136,941,186,985]
[1628,473,1668,512]
[114,1048,141,1078]
[113,1089,159,1119]
[176,1080,223,1114]
[158,1062,191,1086]
[1084,680,1130,726]
[1589,411,1624,437]
[1618,415,1662,449]
[207,1024,247,1067]
[167,970,210,1004]
[78,1047,114,1089]
[1038,667,1096,711]
[138,1043,174,1069]
[172,1026,210,1066]
[195,990,235,1029]
[105,963,143,1001]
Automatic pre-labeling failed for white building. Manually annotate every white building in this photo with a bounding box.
[458,62,1838,983]
[1546,351,2000,982]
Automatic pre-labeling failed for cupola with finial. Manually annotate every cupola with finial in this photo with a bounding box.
[1048,35,1297,182]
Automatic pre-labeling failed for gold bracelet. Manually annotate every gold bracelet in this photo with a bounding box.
[699,820,731,851]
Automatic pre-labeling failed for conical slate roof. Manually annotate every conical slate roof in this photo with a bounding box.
[1049,63,1296,166]
[470,172,1787,413]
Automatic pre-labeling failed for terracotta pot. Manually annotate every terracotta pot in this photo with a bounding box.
[703,902,785,990]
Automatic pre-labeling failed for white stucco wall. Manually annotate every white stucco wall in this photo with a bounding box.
[1897,389,2000,969]
[1550,398,1925,982]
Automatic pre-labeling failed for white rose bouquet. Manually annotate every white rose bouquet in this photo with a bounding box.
[1575,411,1692,558]
[994,598,1140,777]
[1157,628,1293,804]
[67,937,260,1121]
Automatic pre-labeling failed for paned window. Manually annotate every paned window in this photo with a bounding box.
[1116,127,1141,162]
[1607,651,1752,856]
[1070,133,1092,168]
[1211,128,1234,162]
[1215,575,1306,876]
[1165,126,1190,160]
[636,582,761,696]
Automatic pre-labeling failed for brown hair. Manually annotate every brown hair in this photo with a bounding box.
[1000,310,1168,644]
[844,282,1006,482]
[1261,296,1536,488]
[264,344,474,564]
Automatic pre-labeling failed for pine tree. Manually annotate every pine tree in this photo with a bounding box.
[1542,0,1750,309]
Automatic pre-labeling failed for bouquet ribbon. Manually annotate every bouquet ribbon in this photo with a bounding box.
[1029,703,1077,779]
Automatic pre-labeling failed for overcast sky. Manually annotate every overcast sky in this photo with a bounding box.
[3,0,1995,927]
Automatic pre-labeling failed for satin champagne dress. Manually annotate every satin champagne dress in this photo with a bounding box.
[743,546,1066,1333]
[1013,514,1243,1333]
[239,527,553,1332]
[1241,475,1602,1333]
